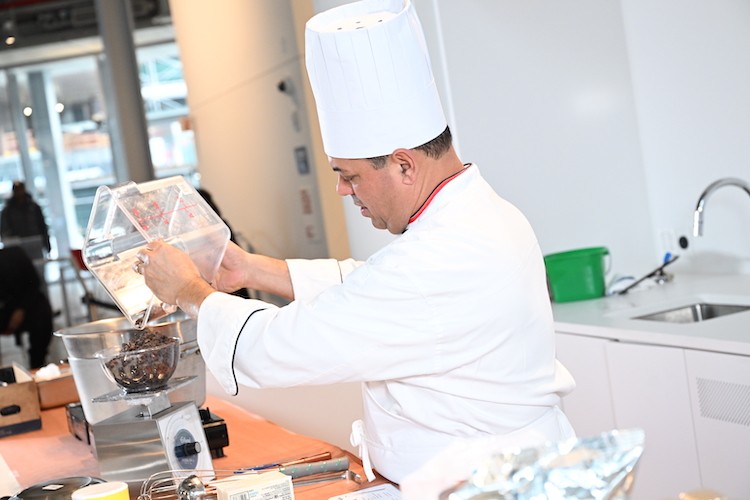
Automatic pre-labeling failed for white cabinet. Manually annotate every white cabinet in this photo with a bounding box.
[684,349,750,499]
[555,332,616,437]
[555,329,750,499]
[606,342,702,499]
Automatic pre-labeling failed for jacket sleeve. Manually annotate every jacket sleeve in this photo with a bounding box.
[287,258,363,299]
[198,253,451,391]
[197,293,276,395]
[197,258,365,395]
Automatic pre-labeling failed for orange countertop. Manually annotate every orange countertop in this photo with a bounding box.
[0,395,391,499]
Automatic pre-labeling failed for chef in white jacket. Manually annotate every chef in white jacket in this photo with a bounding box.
[139,0,576,485]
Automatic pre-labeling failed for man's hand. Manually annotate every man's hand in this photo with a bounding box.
[215,241,294,300]
[212,241,250,294]
[139,240,214,318]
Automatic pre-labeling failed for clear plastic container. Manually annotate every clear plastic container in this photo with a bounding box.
[83,176,230,329]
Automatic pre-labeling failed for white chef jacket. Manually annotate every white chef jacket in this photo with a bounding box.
[197,164,576,483]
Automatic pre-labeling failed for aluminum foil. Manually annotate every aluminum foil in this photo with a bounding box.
[439,428,645,500]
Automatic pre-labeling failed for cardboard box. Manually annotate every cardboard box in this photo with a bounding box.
[0,363,42,438]
[34,364,80,410]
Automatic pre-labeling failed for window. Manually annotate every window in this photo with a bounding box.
[0,40,197,252]
[138,42,197,179]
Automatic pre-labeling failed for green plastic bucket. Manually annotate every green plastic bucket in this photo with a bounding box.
[544,247,609,303]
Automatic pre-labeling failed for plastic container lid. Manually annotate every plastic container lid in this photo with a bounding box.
[82,176,230,329]
[12,477,105,500]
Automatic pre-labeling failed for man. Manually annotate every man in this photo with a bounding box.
[139,0,575,484]
[0,181,52,256]
[0,245,53,369]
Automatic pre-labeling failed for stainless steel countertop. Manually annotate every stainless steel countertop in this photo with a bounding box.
[551,273,750,356]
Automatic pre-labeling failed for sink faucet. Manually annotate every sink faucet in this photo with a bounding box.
[693,177,750,236]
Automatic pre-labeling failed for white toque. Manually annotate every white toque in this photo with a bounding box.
[305,0,447,159]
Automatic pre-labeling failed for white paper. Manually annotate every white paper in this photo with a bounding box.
[0,453,21,497]
[328,483,401,500]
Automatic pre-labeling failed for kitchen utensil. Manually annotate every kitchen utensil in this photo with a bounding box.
[235,451,331,472]
[83,176,230,329]
[294,469,362,487]
[96,334,180,393]
[89,383,213,488]
[54,314,205,425]
[176,475,205,500]
[86,323,213,488]
[139,457,352,500]
[617,254,679,295]
[8,477,104,500]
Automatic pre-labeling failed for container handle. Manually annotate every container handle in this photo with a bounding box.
[0,405,21,416]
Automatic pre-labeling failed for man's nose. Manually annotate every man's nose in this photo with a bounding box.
[336,177,352,196]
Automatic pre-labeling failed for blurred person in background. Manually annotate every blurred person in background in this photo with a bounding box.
[1,181,52,257]
[0,245,53,369]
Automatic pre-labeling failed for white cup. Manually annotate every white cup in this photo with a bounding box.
[72,481,130,500]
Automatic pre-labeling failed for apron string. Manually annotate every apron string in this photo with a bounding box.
[350,419,376,482]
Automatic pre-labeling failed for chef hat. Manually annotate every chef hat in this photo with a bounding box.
[305,0,447,159]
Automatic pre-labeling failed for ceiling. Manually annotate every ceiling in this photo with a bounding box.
[0,0,172,53]
[0,21,176,131]
[0,0,175,123]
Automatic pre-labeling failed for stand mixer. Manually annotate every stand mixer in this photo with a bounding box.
[64,176,230,491]
[88,335,214,489]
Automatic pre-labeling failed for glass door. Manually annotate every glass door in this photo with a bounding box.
[0,41,197,333]
[0,42,197,253]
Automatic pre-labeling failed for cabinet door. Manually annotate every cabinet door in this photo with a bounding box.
[607,342,701,500]
[555,332,616,437]
[685,349,750,499]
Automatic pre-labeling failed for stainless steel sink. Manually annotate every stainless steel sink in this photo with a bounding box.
[635,303,750,323]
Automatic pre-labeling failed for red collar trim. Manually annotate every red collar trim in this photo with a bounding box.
[408,167,468,225]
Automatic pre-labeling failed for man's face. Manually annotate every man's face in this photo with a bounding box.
[331,156,407,234]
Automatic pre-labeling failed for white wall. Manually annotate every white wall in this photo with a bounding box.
[333,1,750,276]
[621,0,750,274]
[432,0,655,278]
[168,0,329,262]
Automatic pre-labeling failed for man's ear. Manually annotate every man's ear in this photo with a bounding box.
[391,148,417,185]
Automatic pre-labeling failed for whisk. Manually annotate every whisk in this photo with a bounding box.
[138,456,358,500]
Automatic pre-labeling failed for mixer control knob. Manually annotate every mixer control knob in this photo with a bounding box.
[176,441,201,457]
